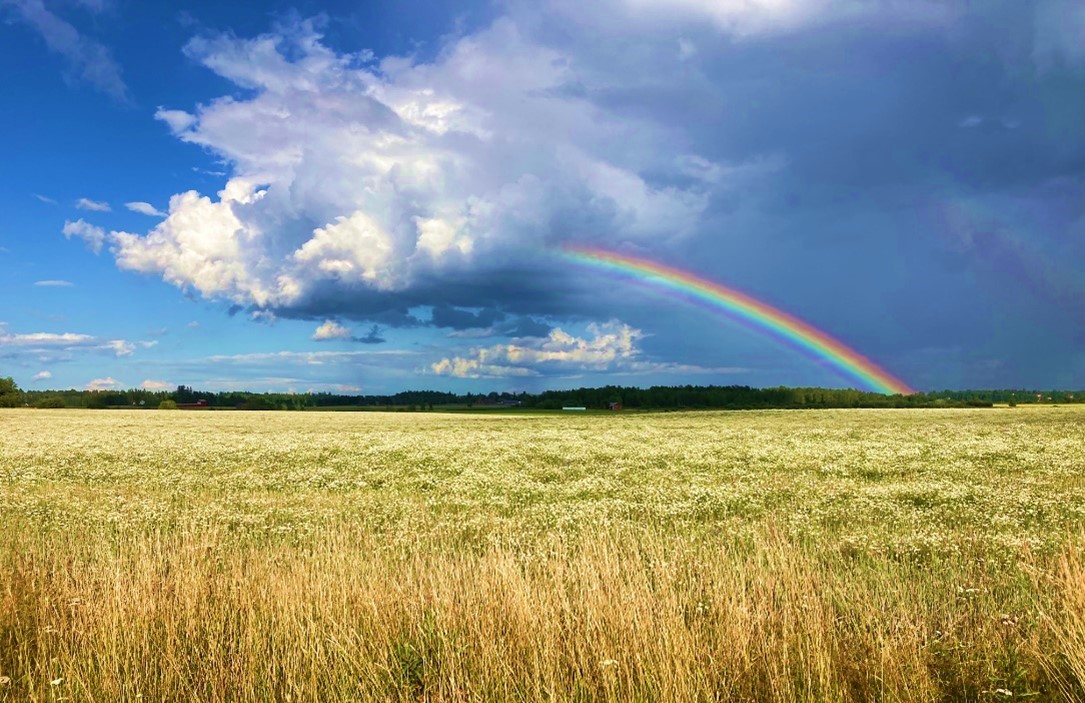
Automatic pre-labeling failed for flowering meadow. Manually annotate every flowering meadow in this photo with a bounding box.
[2,407,1084,701]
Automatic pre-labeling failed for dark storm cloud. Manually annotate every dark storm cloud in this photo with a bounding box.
[352,325,386,344]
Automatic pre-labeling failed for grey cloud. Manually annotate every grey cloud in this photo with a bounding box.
[353,325,386,345]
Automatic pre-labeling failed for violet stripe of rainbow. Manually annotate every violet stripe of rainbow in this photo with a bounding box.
[563,245,913,395]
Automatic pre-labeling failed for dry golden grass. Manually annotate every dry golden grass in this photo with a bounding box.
[2,407,1085,701]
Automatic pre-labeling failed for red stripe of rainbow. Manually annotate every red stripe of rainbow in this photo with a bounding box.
[563,245,913,395]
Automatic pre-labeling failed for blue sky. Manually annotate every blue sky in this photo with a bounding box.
[1,0,1084,394]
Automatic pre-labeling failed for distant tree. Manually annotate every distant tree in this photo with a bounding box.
[0,377,23,407]
[34,396,66,409]
[158,399,178,410]
[84,393,108,409]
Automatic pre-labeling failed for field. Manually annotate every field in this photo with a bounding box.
[2,407,1085,702]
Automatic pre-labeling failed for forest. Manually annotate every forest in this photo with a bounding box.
[2,376,1079,411]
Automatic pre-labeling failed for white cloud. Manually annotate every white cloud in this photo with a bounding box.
[62,219,106,253]
[110,181,278,305]
[101,17,735,314]
[186,320,200,328]
[33,280,74,287]
[312,319,351,341]
[125,201,167,217]
[3,0,128,100]
[86,377,122,391]
[76,197,111,212]
[0,327,149,359]
[32,370,52,381]
[155,108,197,133]
[34,193,57,204]
[103,339,135,356]
[140,379,172,391]
[432,321,643,378]
[2,331,95,345]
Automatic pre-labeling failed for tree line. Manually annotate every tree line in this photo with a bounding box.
[3,376,1084,411]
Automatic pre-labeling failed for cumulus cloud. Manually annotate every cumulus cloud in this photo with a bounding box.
[86,377,122,391]
[312,319,351,341]
[431,321,643,378]
[62,219,105,253]
[75,197,111,212]
[1,0,128,100]
[140,379,172,391]
[33,280,74,287]
[125,201,166,217]
[103,16,739,322]
[32,370,52,381]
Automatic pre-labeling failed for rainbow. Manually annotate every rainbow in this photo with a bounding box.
[563,245,913,395]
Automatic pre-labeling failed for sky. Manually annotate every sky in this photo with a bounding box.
[1,0,1084,395]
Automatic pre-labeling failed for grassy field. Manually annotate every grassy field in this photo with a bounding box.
[2,407,1085,702]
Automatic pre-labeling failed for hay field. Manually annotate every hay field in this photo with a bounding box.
[2,407,1085,701]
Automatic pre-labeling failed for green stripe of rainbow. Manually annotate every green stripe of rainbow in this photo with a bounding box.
[563,245,913,395]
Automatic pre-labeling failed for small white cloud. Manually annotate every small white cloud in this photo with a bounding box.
[34,280,75,287]
[32,371,53,381]
[103,340,136,356]
[958,115,983,128]
[86,377,122,391]
[312,319,351,341]
[125,201,167,217]
[62,219,106,254]
[140,379,172,391]
[1,331,95,346]
[34,193,57,204]
[155,108,197,133]
[186,320,200,328]
[76,198,111,212]
[84,379,122,390]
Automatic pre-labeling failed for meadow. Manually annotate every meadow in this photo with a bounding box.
[2,406,1085,702]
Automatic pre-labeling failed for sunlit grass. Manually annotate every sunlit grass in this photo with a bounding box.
[2,407,1084,701]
